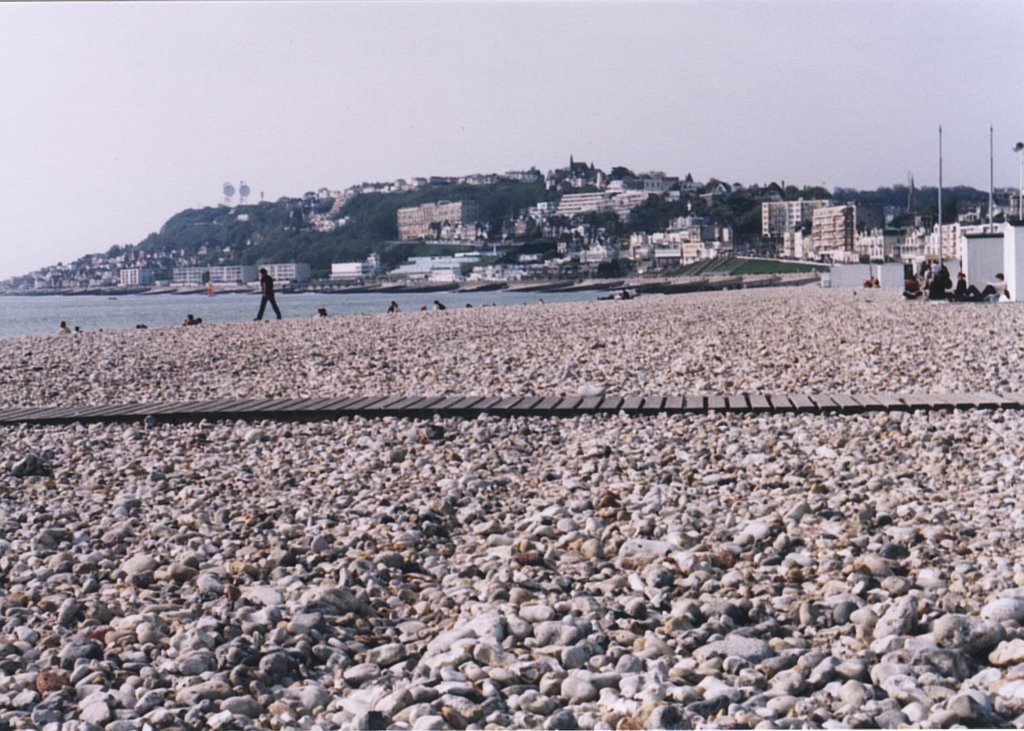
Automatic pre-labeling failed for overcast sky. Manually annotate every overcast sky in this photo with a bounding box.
[1,0,1022,279]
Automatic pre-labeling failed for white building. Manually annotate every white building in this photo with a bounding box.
[331,262,373,281]
[172,267,208,286]
[557,190,653,222]
[557,192,614,218]
[527,201,559,222]
[811,205,856,260]
[762,199,830,238]
[925,223,962,261]
[627,232,705,268]
[579,244,618,265]
[261,263,311,283]
[118,268,155,287]
[208,265,258,284]
[390,256,478,281]
[855,228,905,262]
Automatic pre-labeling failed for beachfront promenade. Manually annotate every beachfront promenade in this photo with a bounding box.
[3,390,1024,425]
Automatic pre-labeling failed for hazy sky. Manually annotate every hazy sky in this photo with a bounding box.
[1,0,1022,279]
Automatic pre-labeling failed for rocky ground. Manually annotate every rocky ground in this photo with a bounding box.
[3,287,1024,729]
[1,287,1023,408]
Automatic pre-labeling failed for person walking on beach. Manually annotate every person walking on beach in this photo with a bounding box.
[255,268,282,320]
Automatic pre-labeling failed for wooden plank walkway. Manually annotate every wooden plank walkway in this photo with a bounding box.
[1,392,1023,426]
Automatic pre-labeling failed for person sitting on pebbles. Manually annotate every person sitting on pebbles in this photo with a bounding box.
[903,276,923,300]
[58,320,71,334]
[183,314,202,326]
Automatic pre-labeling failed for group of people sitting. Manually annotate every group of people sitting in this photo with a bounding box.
[903,263,1009,302]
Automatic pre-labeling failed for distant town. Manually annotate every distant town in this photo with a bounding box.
[4,156,1022,294]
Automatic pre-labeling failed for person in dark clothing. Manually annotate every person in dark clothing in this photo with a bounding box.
[255,268,282,320]
[952,272,975,301]
[903,276,923,300]
[928,264,953,300]
[955,272,1010,302]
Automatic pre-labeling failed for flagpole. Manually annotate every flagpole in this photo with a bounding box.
[938,125,943,258]
[990,125,995,233]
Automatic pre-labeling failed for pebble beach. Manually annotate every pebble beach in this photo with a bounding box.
[4,286,1024,730]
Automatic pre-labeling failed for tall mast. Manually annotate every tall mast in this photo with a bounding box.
[990,125,995,233]
[938,125,943,258]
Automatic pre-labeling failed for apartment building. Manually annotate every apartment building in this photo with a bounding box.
[855,228,905,261]
[208,265,258,284]
[397,200,481,240]
[261,263,311,283]
[558,190,652,221]
[556,192,614,218]
[811,205,856,259]
[118,268,155,287]
[762,199,830,237]
[330,260,378,280]
[627,232,703,268]
[172,267,208,286]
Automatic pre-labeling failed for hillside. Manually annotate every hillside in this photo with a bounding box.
[132,180,551,278]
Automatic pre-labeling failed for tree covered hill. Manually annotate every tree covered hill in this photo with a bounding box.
[130,179,550,278]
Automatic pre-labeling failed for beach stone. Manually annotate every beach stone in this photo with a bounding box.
[78,696,112,725]
[136,621,164,644]
[243,585,283,607]
[990,639,1024,666]
[874,596,917,638]
[58,640,102,668]
[122,553,158,577]
[693,635,773,664]
[221,695,264,718]
[286,683,330,714]
[544,708,579,730]
[561,675,598,702]
[244,428,264,443]
[366,642,406,666]
[36,668,69,694]
[300,585,369,615]
[196,573,224,594]
[933,613,1005,654]
[178,649,215,675]
[12,454,49,477]
[618,538,673,562]
[175,678,233,705]
[645,704,690,729]
[981,597,1024,624]
[344,663,381,686]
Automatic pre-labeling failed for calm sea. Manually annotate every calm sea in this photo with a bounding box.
[0,290,600,340]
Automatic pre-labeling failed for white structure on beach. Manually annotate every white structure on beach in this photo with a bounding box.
[962,233,1004,291]
[1001,225,1024,301]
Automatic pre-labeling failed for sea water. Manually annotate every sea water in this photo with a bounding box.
[0,290,600,340]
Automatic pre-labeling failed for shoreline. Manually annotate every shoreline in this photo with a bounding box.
[0,272,820,298]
